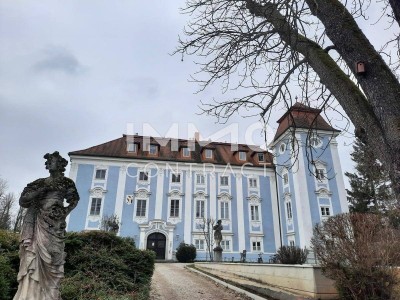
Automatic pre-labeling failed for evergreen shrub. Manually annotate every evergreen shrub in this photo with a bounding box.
[175,242,196,262]
[0,230,19,299]
[274,245,308,264]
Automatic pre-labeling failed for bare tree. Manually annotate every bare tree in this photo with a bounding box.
[176,0,400,198]
[100,214,121,234]
[200,217,215,261]
[0,178,16,230]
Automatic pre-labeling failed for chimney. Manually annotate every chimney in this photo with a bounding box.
[194,132,200,142]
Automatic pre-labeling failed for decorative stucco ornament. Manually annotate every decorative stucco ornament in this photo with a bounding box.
[13,151,80,300]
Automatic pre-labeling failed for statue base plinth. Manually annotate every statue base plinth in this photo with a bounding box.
[213,246,223,262]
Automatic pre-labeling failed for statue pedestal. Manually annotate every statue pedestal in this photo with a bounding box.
[213,246,223,262]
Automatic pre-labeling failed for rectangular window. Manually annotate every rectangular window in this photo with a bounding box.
[252,241,261,251]
[239,151,246,161]
[196,174,205,185]
[149,144,158,155]
[283,173,289,185]
[136,199,147,217]
[195,239,204,250]
[289,240,295,247]
[182,147,190,157]
[139,171,149,182]
[171,173,181,183]
[316,168,325,180]
[220,202,229,219]
[170,199,180,217]
[249,178,257,188]
[250,205,260,221]
[127,143,137,152]
[220,176,229,186]
[321,206,331,216]
[95,169,106,180]
[90,198,102,215]
[286,202,292,219]
[196,200,205,218]
[257,153,264,162]
[205,149,213,159]
[221,240,230,251]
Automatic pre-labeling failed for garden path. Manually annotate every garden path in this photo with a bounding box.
[149,263,252,300]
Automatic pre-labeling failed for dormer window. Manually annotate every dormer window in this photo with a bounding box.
[309,135,322,148]
[127,143,138,153]
[149,144,158,155]
[205,149,213,159]
[257,153,264,162]
[139,171,149,182]
[182,147,190,157]
[239,151,246,161]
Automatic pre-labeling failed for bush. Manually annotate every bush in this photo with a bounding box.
[274,245,308,264]
[311,213,400,300]
[0,230,19,299]
[175,242,196,262]
[62,231,155,300]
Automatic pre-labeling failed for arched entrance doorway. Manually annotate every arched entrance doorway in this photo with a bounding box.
[146,232,166,259]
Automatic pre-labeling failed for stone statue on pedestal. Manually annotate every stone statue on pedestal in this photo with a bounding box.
[13,151,80,300]
[213,219,223,262]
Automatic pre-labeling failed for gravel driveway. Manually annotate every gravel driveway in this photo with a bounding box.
[150,263,252,300]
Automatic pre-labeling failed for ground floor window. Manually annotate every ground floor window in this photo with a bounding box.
[252,241,261,252]
[221,240,230,251]
[194,239,205,250]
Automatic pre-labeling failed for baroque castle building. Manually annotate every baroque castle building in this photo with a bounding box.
[67,103,348,261]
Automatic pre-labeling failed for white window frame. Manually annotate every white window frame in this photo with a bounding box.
[221,240,231,251]
[220,201,230,219]
[320,205,331,220]
[279,143,286,154]
[170,198,180,218]
[139,171,149,182]
[127,143,138,153]
[195,199,205,219]
[171,173,181,184]
[309,134,322,148]
[182,147,190,157]
[220,175,229,187]
[251,239,263,252]
[196,174,205,185]
[89,197,102,216]
[286,201,293,220]
[205,149,213,159]
[95,169,107,180]
[239,151,246,161]
[148,144,158,155]
[135,198,147,217]
[194,239,205,251]
[288,236,295,247]
[249,178,258,188]
[316,168,326,181]
[250,204,260,221]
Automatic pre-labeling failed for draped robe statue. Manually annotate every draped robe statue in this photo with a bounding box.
[14,151,79,300]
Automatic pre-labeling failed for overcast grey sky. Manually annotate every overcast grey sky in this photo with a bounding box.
[0,1,395,196]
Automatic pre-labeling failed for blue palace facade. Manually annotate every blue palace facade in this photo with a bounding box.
[67,103,348,261]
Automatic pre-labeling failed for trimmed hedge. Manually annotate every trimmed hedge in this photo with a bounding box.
[175,242,196,263]
[273,245,308,264]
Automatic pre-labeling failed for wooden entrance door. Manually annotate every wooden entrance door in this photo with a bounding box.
[146,232,166,259]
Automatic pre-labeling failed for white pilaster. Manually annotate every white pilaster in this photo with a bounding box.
[330,139,349,213]
[210,174,217,218]
[154,169,165,219]
[291,134,313,248]
[184,171,192,243]
[236,174,246,251]
[269,175,281,250]
[114,166,127,235]
[66,162,79,228]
